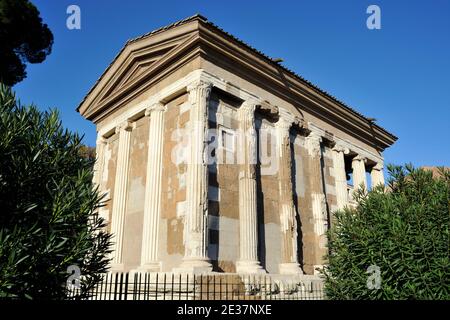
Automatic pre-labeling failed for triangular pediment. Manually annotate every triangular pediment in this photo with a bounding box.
[98,46,173,103]
[113,57,156,92]
[77,18,202,119]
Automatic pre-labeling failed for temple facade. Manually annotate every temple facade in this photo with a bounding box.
[77,15,397,276]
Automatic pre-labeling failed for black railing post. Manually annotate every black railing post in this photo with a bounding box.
[213,274,216,300]
[178,273,181,300]
[186,274,189,300]
[163,273,167,300]
[113,273,118,300]
[171,273,174,300]
[124,272,129,300]
[193,274,196,301]
[155,273,159,301]
[200,275,203,300]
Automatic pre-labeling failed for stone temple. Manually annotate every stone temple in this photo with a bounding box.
[77,15,397,276]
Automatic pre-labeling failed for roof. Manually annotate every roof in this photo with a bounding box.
[77,14,397,142]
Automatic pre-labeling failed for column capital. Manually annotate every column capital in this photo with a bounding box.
[187,79,213,95]
[371,162,385,188]
[276,116,303,131]
[258,101,279,118]
[372,162,384,171]
[278,107,304,129]
[145,102,165,116]
[239,99,259,115]
[352,154,367,163]
[275,117,292,131]
[305,131,322,157]
[307,130,322,141]
[96,136,107,145]
[332,143,350,155]
[115,120,132,134]
[238,101,258,153]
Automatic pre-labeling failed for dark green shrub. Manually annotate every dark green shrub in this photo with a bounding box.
[323,164,449,299]
[0,85,111,299]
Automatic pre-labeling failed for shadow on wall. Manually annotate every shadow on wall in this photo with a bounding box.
[290,129,304,268]
[255,116,267,270]
[207,97,221,271]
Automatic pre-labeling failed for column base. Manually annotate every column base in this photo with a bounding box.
[174,257,213,274]
[109,263,125,273]
[130,262,162,275]
[279,262,304,275]
[236,260,266,274]
[313,264,325,276]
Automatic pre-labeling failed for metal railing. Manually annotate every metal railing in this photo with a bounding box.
[68,273,325,300]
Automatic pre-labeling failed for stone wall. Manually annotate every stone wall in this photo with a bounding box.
[292,136,315,274]
[160,93,189,271]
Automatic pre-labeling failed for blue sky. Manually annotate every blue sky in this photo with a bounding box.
[13,0,450,168]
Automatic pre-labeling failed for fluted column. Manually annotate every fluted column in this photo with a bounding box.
[110,120,132,272]
[352,155,367,190]
[236,100,265,274]
[371,162,385,188]
[93,136,107,188]
[276,116,303,275]
[94,136,109,223]
[332,144,350,210]
[136,102,166,272]
[179,80,213,273]
[305,131,328,273]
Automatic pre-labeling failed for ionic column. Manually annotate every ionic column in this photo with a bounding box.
[332,144,350,210]
[371,162,385,188]
[305,131,328,273]
[236,101,265,274]
[110,120,132,272]
[136,102,166,272]
[93,136,107,188]
[179,80,213,273]
[352,155,367,190]
[276,116,303,275]
[94,136,109,223]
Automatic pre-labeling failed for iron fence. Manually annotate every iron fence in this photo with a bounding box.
[68,273,325,300]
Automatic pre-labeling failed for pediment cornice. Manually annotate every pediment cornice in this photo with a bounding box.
[77,20,202,119]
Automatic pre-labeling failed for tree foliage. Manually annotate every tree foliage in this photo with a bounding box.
[323,164,450,300]
[0,84,111,299]
[0,0,53,86]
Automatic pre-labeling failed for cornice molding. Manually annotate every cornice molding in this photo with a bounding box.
[195,27,395,150]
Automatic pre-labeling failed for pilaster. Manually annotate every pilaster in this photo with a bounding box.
[110,120,133,272]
